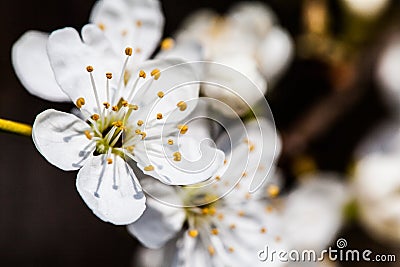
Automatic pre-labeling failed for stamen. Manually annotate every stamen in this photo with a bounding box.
[135,48,141,54]
[91,114,100,121]
[111,121,123,128]
[75,97,85,108]
[208,246,215,256]
[228,247,235,253]
[139,70,146,78]
[97,23,105,31]
[137,120,144,126]
[229,224,236,230]
[209,207,217,215]
[211,228,219,235]
[167,139,174,145]
[144,165,154,171]
[84,130,92,140]
[105,72,112,102]
[103,102,110,109]
[161,37,175,50]
[237,210,245,217]
[267,185,280,198]
[106,72,112,79]
[260,227,267,234]
[156,113,163,120]
[173,152,181,161]
[217,213,224,220]
[131,104,139,110]
[126,146,134,152]
[136,20,142,27]
[125,47,133,56]
[86,66,102,113]
[188,229,198,238]
[177,124,189,134]
[215,176,221,181]
[140,132,146,139]
[150,69,161,80]
[107,158,113,164]
[177,101,187,111]
[157,91,164,98]
[121,100,128,107]
[112,106,119,112]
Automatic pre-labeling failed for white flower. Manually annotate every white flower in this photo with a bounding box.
[127,119,285,266]
[354,151,400,243]
[32,25,224,225]
[281,174,348,252]
[341,0,389,17]
[376,34,400,113]
[174,2,293,116]
[12,0,164,102]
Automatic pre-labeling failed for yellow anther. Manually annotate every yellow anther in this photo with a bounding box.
[209,207,217,216]
[112,121,123,128]
[177,124,188,134]
[97,23,106,31]
[135,47,141,53]
[86,65,94,72]
[121,100,128,107]
[260,227,267,234]
[106,72,112,79]
[238,210,245,217]
[265,205,274,213]
[150,68,161,80]
[176,101,187,111]
[267,185,280,198]
[245,193,251,200]
[137,120,144,126]
[229,224,236,230]
[188,229,198,238]
[135,129,141,134]
[130,104,139,110]
[136,20,142,27]
[228,247,235,253]
[156,113,163,120]
[217,213,224,221]
[125,47,133,56]
[126,146,134,152]
[121,30,127,36]
[161,37,175,50]
[103,102,110,109]
[276,236,282,242]
[112,106,119,112]
[211,228,219,235]
[215,175,221,181]
[201,208,209,215]
[208,246,215,256]
[144,165,154,171]
[91,114,100,121]
[167,139,174,145]
[242,172,247,177]
[75,97,85,108]
[107,158,113,164]
[139,70,146,79]
[140,132,147,139]
[157,91,164,98]
[224,159,227,165]
[84,130,92,140]
[249,144,255,152]
[173,151,181,161]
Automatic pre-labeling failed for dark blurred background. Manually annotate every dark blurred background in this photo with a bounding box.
[1,0,399,266]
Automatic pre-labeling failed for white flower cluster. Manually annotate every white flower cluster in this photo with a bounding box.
[11,0,347,266]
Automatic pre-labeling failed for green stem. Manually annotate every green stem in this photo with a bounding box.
[0,118,32,137]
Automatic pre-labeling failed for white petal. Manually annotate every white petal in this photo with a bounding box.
[90,0,164,61]
[156,40,204,62]
[129,58,200,120]
[135,136,225,185]
[32,109,94,171]
[281,175,348,251]
[127,180,185,248]
[174,233,213,267]
[47,25,121,114]
[256,27,294,84]
[77,155,146,225]
[11,31,69,101]
[201,54,267,117]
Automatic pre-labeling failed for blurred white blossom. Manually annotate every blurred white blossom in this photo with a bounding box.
[341,0,389,18]
[174,2,293,116]
[281,174,349,252]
